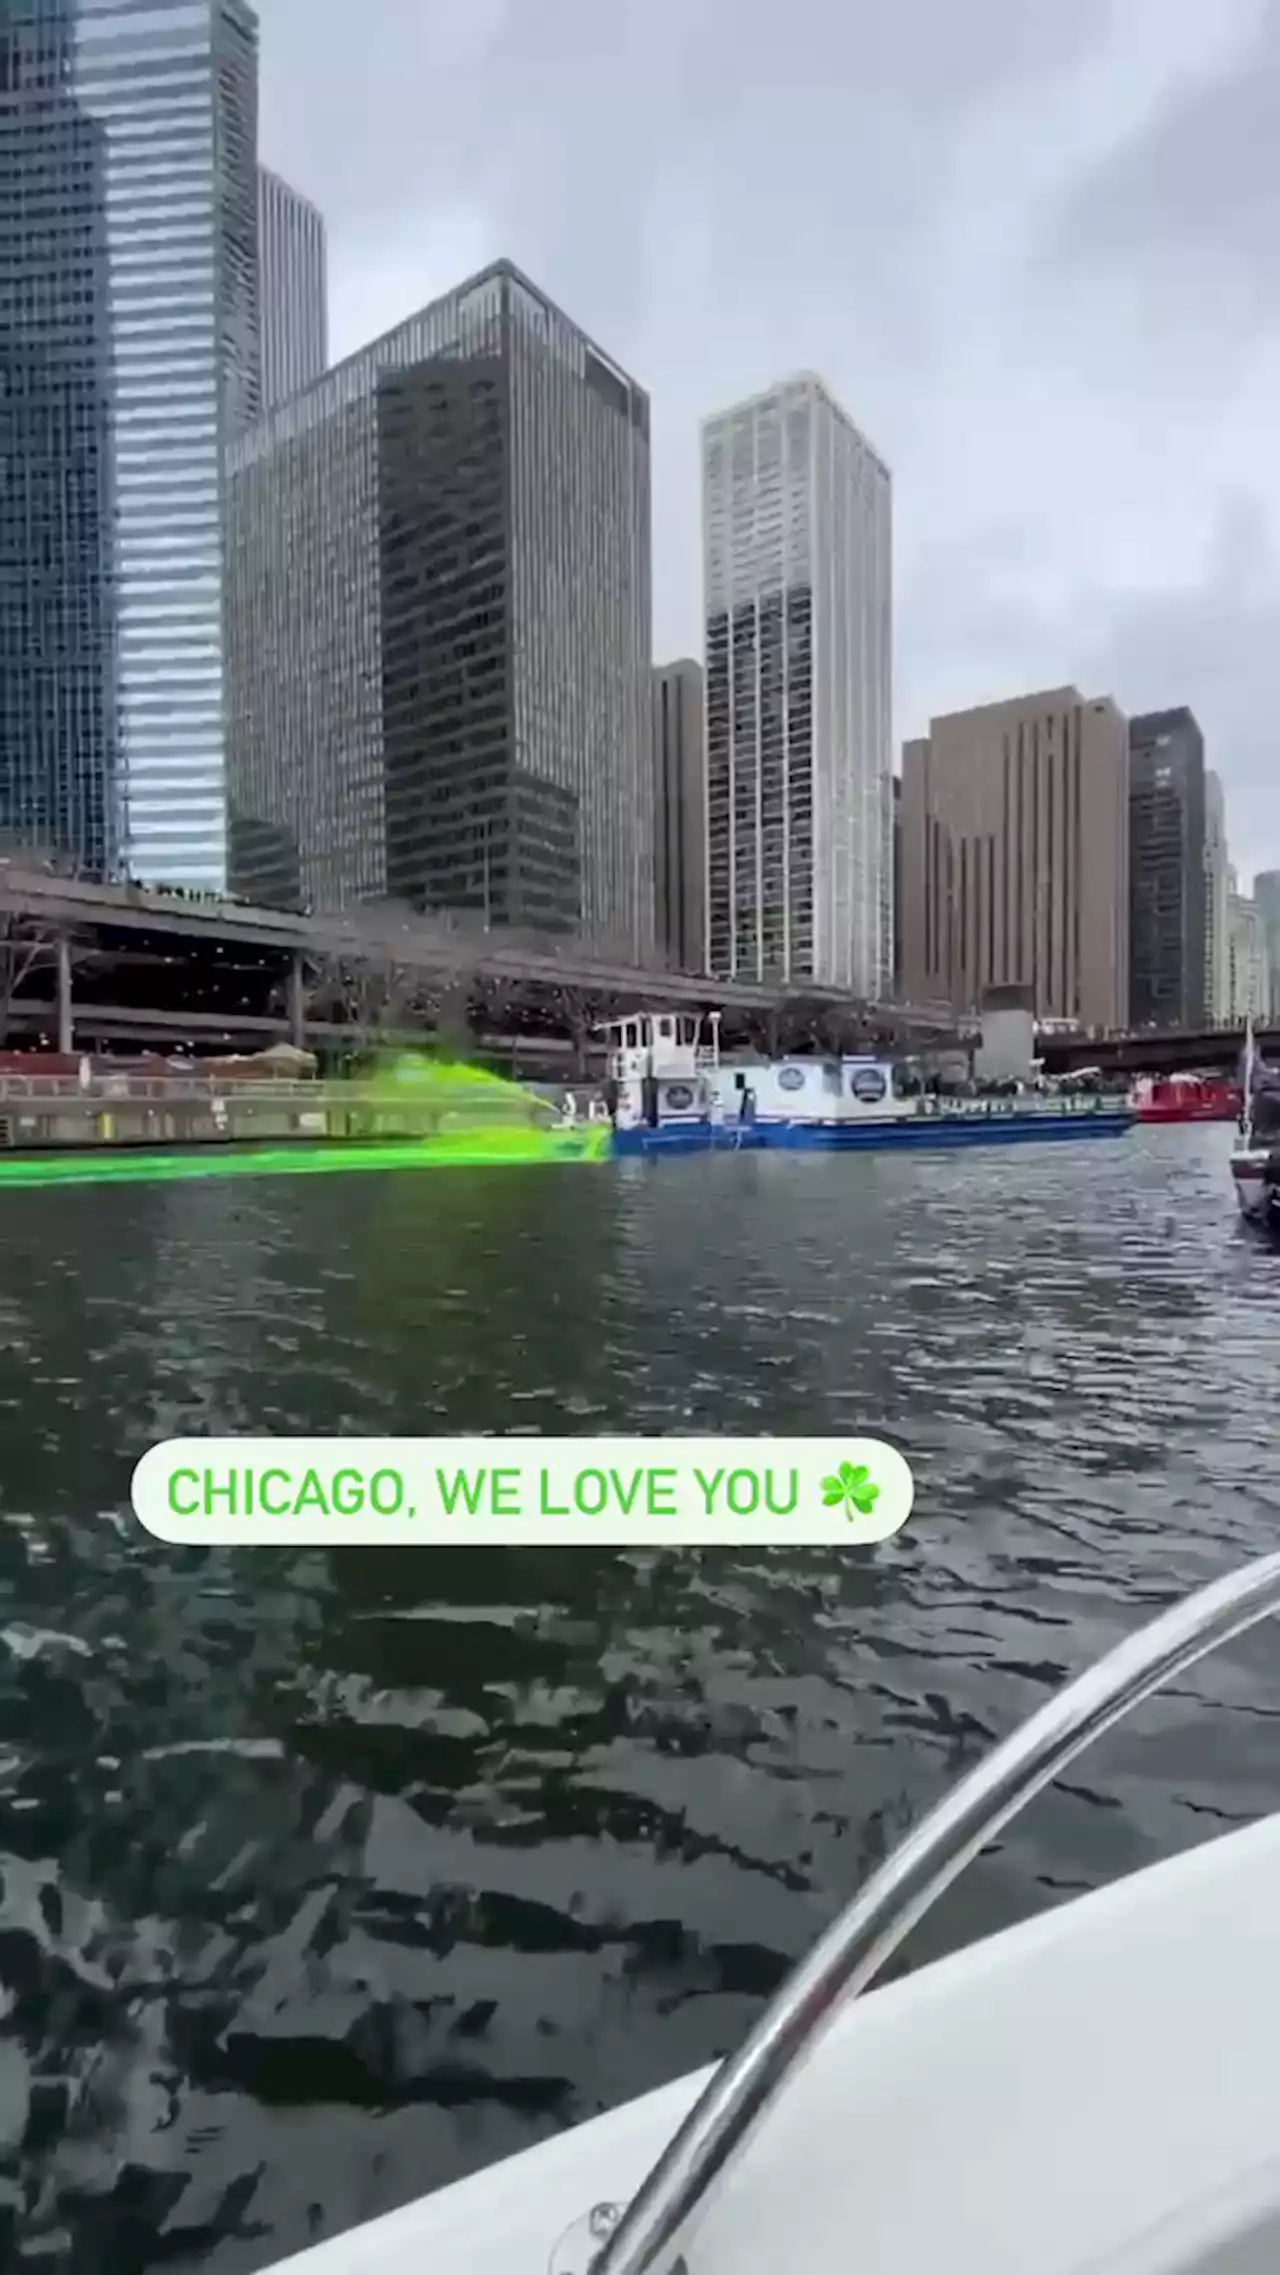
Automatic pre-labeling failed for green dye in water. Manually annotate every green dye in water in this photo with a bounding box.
[0,1053,612,1188]
[0,1127,611,1190]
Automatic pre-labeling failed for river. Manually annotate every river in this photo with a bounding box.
[1,1125,1278,2271]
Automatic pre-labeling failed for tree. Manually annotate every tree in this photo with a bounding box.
[0,915,58,1049]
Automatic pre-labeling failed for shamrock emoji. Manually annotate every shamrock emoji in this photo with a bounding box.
[821,1459,881,1520]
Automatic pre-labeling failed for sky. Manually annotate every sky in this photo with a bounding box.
[258,0,1280,881]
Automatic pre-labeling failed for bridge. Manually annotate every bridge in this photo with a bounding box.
[0,865,963,1067]
[1038,1023,1268,1077]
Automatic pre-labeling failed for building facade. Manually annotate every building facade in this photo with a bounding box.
[1127,707,1205,1028]
[1227,869,1270,1023]
[891,772,902,996]
[226,261,654,951]
[702,372,891,994]
[652,658,705,973]
[0,0,260,890]
[1253,869,1280,1021]
[257,164,326,412]
[900,687,1130,1032]
[1204,769,1231,1023]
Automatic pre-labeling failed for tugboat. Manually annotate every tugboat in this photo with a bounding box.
[601,1013,1135,1156]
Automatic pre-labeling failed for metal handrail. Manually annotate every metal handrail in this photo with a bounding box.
[591,1549,1280,2275]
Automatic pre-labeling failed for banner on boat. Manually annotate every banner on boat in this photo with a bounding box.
[131,1435,914,1547]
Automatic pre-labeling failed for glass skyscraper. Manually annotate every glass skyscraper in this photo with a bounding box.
[702,373,892,994]
[226,260,654,956]
[257,164,326,412]
[0,0,259,889]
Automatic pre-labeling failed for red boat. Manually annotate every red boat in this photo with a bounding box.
[1132,1072,1241,1124]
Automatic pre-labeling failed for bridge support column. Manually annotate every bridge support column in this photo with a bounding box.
[288,951,306,1049]
[56,933,73,1055]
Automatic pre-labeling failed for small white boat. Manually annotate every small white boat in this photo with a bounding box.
[266,1553,1280,2275]
[1229,1016,1277,1223]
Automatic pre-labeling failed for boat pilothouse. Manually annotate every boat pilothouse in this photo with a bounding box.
[600,1011,721,1128]
[599,1010,915,1133]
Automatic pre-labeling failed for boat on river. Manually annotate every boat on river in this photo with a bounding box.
[1132,1071,1241,1124]
[1230,1017,1280,1225]
[266,1550,1280,2275]
[604,1013,1134,1156]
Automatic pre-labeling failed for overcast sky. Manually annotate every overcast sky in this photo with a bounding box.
[258,0,1280,880]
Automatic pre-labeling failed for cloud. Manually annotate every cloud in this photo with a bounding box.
[258,0,1280,874]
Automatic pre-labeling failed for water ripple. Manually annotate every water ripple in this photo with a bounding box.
[0,1127,1278,2269]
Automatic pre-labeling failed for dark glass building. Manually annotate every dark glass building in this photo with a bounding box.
[1128,707,1206,1028]
[226,261,654,956]
[0,0,260,890]
[0,0,116,872]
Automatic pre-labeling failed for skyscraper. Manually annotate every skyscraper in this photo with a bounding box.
[226,260,654,950]
[1227,868,1269,1022]
[702,373,892,993]
[1127,707,1205,1028]
[257,165,326,412]
[653,659,705,972]
[1204,769,1230,1022]
[900,688,1130,1032]
[1254,870,1280,1020]
[0,0,259,891]
[0,1,116,873]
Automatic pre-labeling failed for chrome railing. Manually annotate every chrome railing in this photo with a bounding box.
[576,1550,1280,2275]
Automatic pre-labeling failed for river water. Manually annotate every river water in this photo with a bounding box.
[2,1126,1279,2271]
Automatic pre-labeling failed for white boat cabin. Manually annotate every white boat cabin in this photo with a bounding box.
[599,1011,916,1127]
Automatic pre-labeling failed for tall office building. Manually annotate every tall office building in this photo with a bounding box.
[900,687,1130,1032]
[0,0,260,890]
[1204,769,1230,1022]
[226,260,654,949]
[1127,707,1205,1028]
[0,4,116,873]
[653,658,705,972]
[891,773,902,996]
[702,372,891,993]
[1254,870,1280,1020]
[1227,868,1270,1022]
[258,165,326,411]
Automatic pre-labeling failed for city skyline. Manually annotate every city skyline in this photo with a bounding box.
[0,0,1272,1001]
[256,0,1279,875]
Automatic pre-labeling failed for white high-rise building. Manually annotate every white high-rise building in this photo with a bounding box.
[1204,770,1231,1022]
[257,167,327,412]
[701,373,892,993]
[1227,866,1269,1022]
[1254,870,1280,1021]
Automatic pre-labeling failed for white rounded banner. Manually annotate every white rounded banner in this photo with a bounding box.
[131,1436,914,1548]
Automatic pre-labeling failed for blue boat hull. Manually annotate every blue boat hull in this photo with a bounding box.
[611,1110,1135,1158]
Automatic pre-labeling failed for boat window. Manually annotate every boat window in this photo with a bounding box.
[623,1021,637,1049]
[891,1063,914,1098]
[656,1017,673,1041]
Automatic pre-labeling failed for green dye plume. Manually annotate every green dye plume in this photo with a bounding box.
[0,1053,610,1190]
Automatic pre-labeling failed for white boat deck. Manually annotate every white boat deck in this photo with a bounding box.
[268,1807,1280,2275]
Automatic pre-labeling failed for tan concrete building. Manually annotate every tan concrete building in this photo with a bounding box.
[653,659,707,972]
[901,687,1129,1031]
